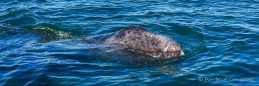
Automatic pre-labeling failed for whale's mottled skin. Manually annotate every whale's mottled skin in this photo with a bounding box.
[86,26,184,58]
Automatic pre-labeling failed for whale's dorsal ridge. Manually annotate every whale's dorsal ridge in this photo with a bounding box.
[115,26,153,38]
[119,26,149,33]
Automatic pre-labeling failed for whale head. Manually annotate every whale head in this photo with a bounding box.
[105,26,184,58]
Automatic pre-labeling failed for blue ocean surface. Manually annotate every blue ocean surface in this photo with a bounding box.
[0,0,259,86]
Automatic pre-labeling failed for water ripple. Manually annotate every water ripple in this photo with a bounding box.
[1,0,259,86]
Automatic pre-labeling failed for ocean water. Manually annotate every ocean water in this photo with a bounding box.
[0,0,259,86]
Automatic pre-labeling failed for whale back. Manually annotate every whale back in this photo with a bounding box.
[106,26,181,51]
[87,26,184,58]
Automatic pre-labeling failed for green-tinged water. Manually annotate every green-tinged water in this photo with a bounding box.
[0,0,259,86]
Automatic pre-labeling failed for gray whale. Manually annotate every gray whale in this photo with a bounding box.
[85,26,184,58]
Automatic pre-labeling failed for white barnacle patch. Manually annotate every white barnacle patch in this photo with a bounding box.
[158,38,162,42]
[146,33,154,38]
[163,46,169,52]
[146,33,149,37]
[157,35,165,42]
[172,47,175,51]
